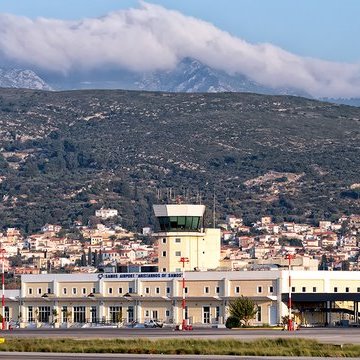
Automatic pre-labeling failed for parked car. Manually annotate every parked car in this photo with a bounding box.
[127,321,145,328]
[144,320,163,328]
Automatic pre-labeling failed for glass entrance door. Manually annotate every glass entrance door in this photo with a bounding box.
[203,306,210,324]
[127,306,134,323]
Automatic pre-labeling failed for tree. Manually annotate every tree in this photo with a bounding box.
[341,260,350,271]
[52,309,58,324]
[228,296,258,327]
[87,247,92,266]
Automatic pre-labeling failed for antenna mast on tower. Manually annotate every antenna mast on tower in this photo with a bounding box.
[213,189,216,228]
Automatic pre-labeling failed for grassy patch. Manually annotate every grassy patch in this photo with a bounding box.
[0,338,359,357]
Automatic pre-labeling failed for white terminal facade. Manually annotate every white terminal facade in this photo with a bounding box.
[3,270,360,328]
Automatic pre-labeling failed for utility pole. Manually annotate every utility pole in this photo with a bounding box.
[179,257,189,330]
[286,253,296,331]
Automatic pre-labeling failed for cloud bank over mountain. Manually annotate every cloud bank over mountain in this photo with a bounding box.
[0,2,359,97]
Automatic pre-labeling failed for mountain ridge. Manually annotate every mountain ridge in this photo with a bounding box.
[136,58,311,98]
[1,60,359,106]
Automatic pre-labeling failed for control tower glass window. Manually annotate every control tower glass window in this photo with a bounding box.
[158,216,201,231]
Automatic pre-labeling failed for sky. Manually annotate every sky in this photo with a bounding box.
[1,0,359,62]
[0,0,359,97]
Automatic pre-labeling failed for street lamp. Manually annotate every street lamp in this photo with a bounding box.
[179,257,189,330]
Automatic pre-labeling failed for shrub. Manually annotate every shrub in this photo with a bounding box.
[225,316,240,329]
[228,296,258,326]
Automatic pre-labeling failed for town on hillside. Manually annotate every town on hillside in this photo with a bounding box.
[0,207,359,288]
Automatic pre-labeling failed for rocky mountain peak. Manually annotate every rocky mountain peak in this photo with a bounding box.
[0,68,52,90]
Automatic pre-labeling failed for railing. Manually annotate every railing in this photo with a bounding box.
[19,317,176,328]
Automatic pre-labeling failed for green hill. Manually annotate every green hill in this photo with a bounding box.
[0,89,359,233]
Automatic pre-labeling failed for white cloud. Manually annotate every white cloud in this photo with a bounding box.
[0,2,359,97]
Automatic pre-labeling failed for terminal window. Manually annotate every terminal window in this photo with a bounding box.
[257,306,262,322]
[90,306,97,323]
[216,306,220,321]
[158,216,201,231]
[38,306,51,323]
[109,306,122,323]
[62,306,68,323]
[28,306,34,322]
[73,306,86,323]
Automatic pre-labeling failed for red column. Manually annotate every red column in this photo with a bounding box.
[286,254,295,331]
[180,257,189,330]
[1,249,5,330]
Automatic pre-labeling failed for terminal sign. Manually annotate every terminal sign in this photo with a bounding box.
[98,272,182,280]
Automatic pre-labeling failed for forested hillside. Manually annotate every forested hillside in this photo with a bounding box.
[0,89,359,233]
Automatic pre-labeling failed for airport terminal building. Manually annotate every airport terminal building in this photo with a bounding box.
[3,270,360,328]
[3,204,360,328]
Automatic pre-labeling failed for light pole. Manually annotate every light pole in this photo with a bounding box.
[286,254,296,331]
[0,249,6,330]
[179,257,189,330]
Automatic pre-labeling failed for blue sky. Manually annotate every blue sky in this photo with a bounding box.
[0,1,359,97]
[0,0,359,62]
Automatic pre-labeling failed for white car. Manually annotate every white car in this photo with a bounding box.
[144,320,163,328]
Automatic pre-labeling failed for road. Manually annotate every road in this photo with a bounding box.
[0,354,353,360]
[2,327,360,344]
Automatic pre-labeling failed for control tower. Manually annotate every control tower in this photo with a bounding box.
[153,204,220,272]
